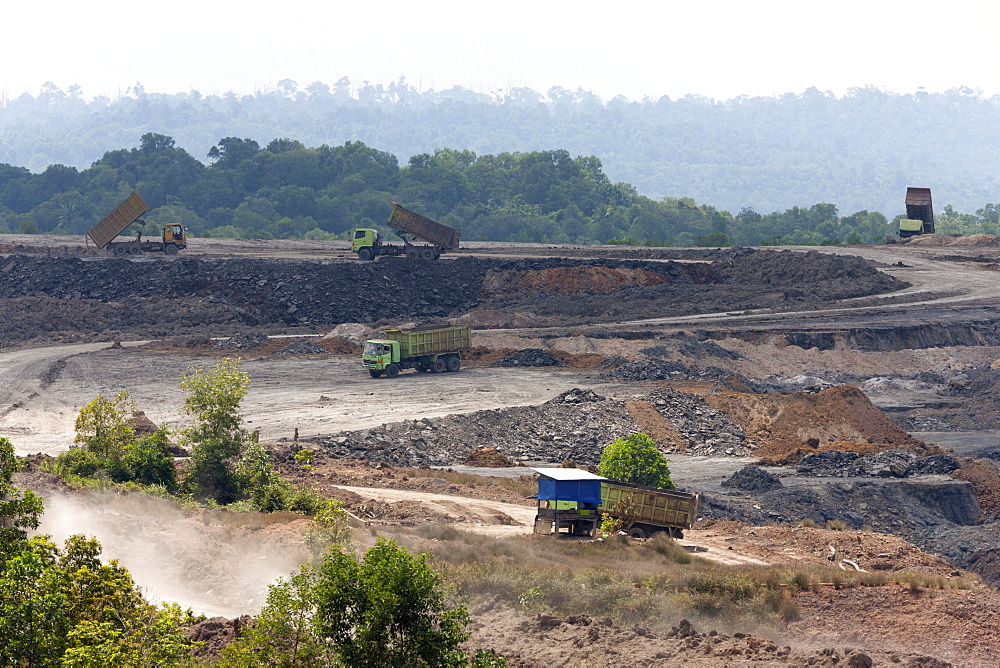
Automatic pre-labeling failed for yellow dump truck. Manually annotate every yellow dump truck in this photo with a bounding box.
[87,191,187,256]
[532,468,699,539]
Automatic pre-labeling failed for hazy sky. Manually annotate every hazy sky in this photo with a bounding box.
[4,0,999,101]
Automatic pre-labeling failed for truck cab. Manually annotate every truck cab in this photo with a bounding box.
[163,224,187,246]
[363,339,399,374]
[351,228,380,261]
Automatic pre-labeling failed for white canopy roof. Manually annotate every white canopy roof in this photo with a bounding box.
[531,467,606,481]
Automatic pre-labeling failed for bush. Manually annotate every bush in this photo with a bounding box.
[597,433,675,489]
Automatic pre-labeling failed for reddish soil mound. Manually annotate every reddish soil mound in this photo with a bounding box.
[464,448,515,467]
[790,584,1000,665]
[317,336,361,355]
[704,386,935,462]
[625,400,688,450]
[952,459,1000,518]
[483,265,666,296]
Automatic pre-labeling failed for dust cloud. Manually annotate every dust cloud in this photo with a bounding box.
[36,491,310,617]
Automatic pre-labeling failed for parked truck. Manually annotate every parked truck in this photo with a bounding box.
[351,202,460,261]
[363,325,471,378]
[87,190,187,256]
[532,468,699,539]
[898,187,935,239]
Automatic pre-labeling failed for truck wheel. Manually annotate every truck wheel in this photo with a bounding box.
[369,370,383,378]
[164,244,178,255]
[386,364,400,378]
[128,244,141,256]
[406,248,420,259]
[627,527,647,540]
[113,245,126,256]
[420,247,435,260]
[358,247,374,261]
[446,356,461,372]
[431,359,446,373]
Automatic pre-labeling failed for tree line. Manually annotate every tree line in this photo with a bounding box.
[3,80,1000,215]
[0,132,998,247]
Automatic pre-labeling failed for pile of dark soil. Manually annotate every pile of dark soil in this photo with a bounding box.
[721,465,783,491]
[795,450,960,478]
[493,348,564,367]
[215,332,268,349]
[0,250,906,347]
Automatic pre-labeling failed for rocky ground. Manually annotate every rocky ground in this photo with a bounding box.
[9,239,1000,664]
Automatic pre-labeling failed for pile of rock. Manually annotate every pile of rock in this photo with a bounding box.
[721,465,783,491]
[215,332,268,350]
[494,348,564,367]
[795,450,960,478]
[646,388,750,456]
[314,388,638,467]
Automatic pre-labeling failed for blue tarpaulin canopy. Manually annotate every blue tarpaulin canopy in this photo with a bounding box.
[533,468,605,504]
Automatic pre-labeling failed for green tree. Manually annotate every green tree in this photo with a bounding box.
[74,391,136,460]
[225,538,471,667]
[181,357,250,502]
[0,437,43,551]
[315,538,470,666]
[597,433,675,489]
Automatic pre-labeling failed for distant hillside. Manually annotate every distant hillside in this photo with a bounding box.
[2,82,999,214]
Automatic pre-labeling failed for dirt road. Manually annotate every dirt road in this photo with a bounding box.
[0,343,613,456]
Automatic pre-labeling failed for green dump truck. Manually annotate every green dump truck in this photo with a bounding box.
[899,187,935,239]
[351,202,460,261]
[363,325,471,378]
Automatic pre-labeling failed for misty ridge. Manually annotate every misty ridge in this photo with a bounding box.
[2,79,1000,215]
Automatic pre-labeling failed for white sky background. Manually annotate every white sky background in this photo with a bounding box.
[2,0,999,101]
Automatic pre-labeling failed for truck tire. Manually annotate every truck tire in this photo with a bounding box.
[386,364,400,378]
[445,355,461,372]
[431,359,446,373]
[358,247,374,261]
[406,248,420,259]
[369,370,383,378]
[420,247,435,260]
[164,244,179,255]
[627,527,647,540]
[113,245,126,256]
[128,244,141,256]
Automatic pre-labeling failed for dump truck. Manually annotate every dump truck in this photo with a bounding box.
[532,468,699,539]
[363,325,471,378]
[86,190,187,256]
[899,187,935,239]
[351,201,460,261]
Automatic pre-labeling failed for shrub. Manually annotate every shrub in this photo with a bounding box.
[597,433,675,489]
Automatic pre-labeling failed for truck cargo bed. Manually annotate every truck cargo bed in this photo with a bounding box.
[87,191,149,249]
[388,202,460,250]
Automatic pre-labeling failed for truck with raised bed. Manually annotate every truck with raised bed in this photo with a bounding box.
[86,190,187,256]
[351,202,460,261]
[363,325,471,378]
[898,187,935,239]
